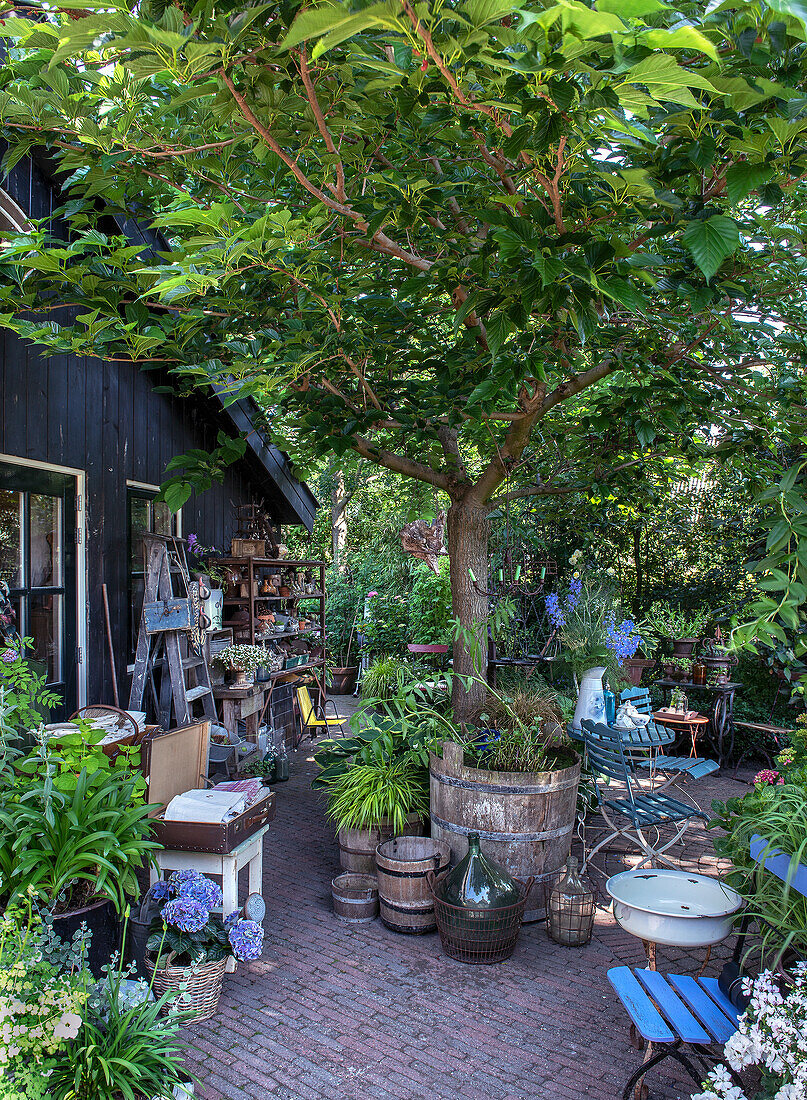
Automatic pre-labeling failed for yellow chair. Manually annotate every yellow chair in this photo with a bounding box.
[296,686,348,739]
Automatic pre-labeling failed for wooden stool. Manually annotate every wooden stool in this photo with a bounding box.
[149,822,271,971]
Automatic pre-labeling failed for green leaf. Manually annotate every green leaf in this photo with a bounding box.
[596,0,666,15]
[682,216,740,280]
[725,162,774,204]
[641,26,719,62]
[767,0,807,29]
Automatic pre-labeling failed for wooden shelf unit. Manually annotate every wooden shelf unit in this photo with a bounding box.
[216,557,326,654]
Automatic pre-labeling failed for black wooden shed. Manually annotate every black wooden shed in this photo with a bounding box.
[0,153,317,717]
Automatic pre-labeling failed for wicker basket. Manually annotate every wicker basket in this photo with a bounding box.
[144,955,227,1023]
[428,870,533,964]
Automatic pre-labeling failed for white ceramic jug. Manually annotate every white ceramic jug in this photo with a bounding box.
[571,666,606,732]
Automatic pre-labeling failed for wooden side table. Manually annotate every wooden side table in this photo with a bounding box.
[653,711,710,758]
[213,682,271,743]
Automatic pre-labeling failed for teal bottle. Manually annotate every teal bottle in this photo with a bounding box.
[438,832,520,908]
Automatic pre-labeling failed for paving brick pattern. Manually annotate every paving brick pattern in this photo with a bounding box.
[182,699,755,1100]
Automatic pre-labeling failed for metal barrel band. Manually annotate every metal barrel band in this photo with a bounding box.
[379,899,436,916]
[432,772,579,795]
[430,813,574,843]
[376,864,445,879]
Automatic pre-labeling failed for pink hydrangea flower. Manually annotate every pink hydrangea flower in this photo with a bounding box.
[753,769,783,786]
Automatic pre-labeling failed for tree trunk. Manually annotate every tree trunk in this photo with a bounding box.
[331,470,349,571]
[447,498,489,724]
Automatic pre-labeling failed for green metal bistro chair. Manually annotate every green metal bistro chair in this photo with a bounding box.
[581,720,707,874]
[619,687,719,788]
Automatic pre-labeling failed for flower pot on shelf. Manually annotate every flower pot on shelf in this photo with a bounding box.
[233,668,248,685]
[144,955,227,1025]
[622,658,655,687]
[671,637,698,658]
[330,666,358,694]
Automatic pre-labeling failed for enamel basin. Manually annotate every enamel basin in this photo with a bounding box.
[606,869,742,947]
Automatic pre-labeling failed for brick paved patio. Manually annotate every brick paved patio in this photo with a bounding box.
[182,700,754,1100]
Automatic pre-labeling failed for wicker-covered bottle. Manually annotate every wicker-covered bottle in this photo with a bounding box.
[547,857,595,946]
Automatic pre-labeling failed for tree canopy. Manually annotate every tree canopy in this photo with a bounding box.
[1,0,806,710]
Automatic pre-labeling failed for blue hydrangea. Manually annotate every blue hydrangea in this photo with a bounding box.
[224,911,240,931]
[227,918,264,962]
[161,896,209,933]
[167,870,222,912]
[151,880,171,903]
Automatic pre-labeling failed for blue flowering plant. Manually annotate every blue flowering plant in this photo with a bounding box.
[146,870,264,968]
[546,572,644,688]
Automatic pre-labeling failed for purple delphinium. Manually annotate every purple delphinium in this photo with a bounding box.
[605,617,644,664]
[546,592,566,629]
[162,896,209,933]
[227,918,264,961]
[187,533,200,552]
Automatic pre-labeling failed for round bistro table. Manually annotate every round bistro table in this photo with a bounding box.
[652,711,710,758]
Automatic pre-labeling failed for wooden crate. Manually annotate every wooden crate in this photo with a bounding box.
[231,538,265,557]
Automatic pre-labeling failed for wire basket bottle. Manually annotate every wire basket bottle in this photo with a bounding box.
[547,857,595,947]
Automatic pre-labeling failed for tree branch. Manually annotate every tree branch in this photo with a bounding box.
[351,435,451,491]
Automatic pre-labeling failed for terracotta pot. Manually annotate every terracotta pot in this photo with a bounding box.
[330,666,358,694]
[622,658,655,687]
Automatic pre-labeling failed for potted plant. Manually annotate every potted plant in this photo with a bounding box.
[186,533,226,631]
[313,708,446,872]
[545,574,640,729]
[325,578,361,693]
[146,870,265,1023]
[361,655,413,706]
[668,656,693,682]
[641,601,709,657]
[700,628,737,681]
[1,731,159,976]
[212,643,267,684]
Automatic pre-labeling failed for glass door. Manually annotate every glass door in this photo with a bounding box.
[0,463,78,719]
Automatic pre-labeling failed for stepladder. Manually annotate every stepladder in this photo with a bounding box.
[129,534,217,729]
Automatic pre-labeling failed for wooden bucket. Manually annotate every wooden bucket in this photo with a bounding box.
[331,873,378,923]
[338,813,425,874]
[375,836,451,934]
[429,742,581,922]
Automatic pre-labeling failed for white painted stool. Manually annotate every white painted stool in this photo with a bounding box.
[150,823,271,972]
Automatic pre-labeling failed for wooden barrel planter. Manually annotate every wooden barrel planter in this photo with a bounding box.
[331,873,379,923]
[375,836,451,934]
[429,742,581,922]
[338,813,425,874]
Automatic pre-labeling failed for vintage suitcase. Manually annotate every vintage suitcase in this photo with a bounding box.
[231,538,265,557]
[141,721,275,855]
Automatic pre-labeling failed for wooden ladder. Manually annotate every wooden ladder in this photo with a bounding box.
[128,535,218,729]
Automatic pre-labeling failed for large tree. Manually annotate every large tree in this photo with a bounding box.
[0,0,806,716]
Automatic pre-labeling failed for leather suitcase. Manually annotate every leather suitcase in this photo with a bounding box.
[141,721,275,855]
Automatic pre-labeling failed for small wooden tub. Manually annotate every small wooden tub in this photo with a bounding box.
[375,836,451,934]
[331,873,378,923]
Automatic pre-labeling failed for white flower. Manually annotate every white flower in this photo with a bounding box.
[53,1012,81,1040]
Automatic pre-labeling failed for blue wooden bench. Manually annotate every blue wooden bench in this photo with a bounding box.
[608,833,807,1099]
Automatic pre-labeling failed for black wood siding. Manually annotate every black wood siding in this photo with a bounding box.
[0,156,309,705]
